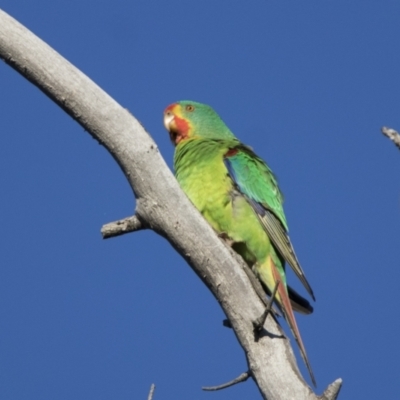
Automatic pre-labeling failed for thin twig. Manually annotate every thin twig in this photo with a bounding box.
[202,371,250,391]
[147,383,155,400]
[381,126,400,150]
[253,280,280,332]
[101,215,144,239]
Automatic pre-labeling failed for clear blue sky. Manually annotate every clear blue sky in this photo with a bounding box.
[0,1,399,399]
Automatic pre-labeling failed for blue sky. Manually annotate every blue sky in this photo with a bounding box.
[0,1,399,399]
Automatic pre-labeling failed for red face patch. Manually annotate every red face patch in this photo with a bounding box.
[164,103,176,113]
[164,104,191,145]
[173,115,190,139]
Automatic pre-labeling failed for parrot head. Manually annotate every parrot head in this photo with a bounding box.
[163,100,234,145]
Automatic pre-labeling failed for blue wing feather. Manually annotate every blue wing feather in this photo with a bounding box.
[224,146,315,301]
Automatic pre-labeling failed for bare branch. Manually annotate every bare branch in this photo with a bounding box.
[202,371,250,391]
[381,126,400,150]
[101,215,144,239]
[319,378,342,400]
[0,9,341,399]
[147,384,156,400]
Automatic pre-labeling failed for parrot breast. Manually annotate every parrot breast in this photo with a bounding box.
[174,138,235,234]
[174,137,271,266]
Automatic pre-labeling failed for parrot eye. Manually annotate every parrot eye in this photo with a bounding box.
[185,104,195,112]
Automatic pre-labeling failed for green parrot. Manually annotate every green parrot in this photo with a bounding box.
[163,100,316,386]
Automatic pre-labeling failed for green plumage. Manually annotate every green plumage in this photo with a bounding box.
[164,100,316,385]
[175,137,273,268]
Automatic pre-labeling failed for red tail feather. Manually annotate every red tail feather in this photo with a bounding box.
[270,259,316,386]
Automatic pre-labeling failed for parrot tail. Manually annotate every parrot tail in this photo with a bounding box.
[270,260,317,387]
[288,286,314,315]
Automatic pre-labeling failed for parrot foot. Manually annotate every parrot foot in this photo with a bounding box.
[222,319,232,329]
[252,280,280,333]
[217,232,234,246]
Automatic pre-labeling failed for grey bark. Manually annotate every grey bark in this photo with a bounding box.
[381,126,400,150]
[147,384,156,400]
[0,9,341,400]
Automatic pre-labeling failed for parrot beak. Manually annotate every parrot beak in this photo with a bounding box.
[163,104,181,144]
[163,110,175,132]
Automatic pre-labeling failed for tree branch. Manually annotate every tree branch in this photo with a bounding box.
[0,8,341,399]
[381,126,400,150]
[319,378,342,400]
[101,215,145,238]
[202,370,251,391]
[147,384,155,400]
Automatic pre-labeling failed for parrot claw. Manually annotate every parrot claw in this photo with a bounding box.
[252,281,280,333]
[222,319,232,329]
[217,232,234,246]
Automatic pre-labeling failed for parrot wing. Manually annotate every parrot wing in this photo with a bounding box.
[223,144,315,301]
